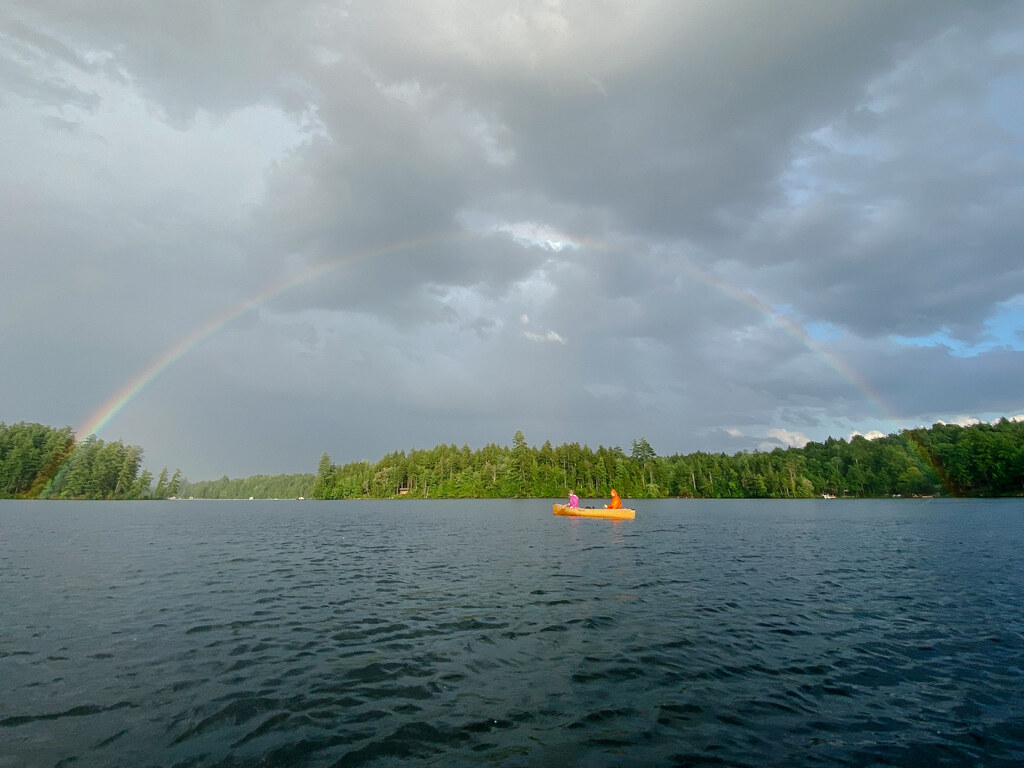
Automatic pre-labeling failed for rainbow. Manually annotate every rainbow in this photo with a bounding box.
[575,237,898,421]
[75,232,464,440]
[680,262,897,420]
[76,229,896,443]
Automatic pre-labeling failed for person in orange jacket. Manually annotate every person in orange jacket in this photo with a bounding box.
[605,489,622,509]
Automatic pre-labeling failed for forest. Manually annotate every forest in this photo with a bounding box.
[180,473,315,500]
[0,421,180,500]
[312,420,1024,500]
[3,417,1023,500]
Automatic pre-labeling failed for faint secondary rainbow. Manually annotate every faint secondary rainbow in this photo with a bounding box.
[75,232,467,440]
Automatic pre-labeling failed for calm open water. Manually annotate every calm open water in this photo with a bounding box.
[2,498,1023,767]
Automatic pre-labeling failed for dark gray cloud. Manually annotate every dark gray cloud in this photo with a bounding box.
[2,1,1022,478]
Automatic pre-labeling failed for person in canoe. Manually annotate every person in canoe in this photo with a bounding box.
[568,490,579,509]
[605,489,622,509]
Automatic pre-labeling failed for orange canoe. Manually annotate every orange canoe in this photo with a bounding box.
[553,503,635,520]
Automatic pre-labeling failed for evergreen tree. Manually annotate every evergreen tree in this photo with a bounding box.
[167,469,182,498]
[313,452,335,499]
[153,467,169,499]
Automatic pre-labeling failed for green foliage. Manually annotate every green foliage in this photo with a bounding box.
[0,421,75,498]
[311,421,1024,500]
[149,466,184,499]
[631,437,658,493]
[180,472,315,499]
[6,417,1022,502]
[663,419,1024,498]
[306,433,673,500]
[313,452,336,499]
[0,422,152,499]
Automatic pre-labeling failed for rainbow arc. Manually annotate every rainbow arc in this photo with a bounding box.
[77,231,898,447]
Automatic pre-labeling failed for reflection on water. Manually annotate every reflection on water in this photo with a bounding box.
[2,498,1023,766]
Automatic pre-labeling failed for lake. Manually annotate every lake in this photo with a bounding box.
[2,498,1023,767]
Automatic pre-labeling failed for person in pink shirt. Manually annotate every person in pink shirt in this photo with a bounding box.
[568,490,579,508]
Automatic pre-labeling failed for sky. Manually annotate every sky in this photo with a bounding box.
[2,1,1023,481]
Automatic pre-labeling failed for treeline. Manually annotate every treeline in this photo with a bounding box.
[313,420,1024,500]
[675,419,1023,498]
[5,417,1022,501]
[0,421,180,499]
[181,473,315,499]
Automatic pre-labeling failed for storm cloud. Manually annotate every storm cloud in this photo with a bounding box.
[2,1,1022,478]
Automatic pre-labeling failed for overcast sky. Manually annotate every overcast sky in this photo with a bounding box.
[3,1,1023,480]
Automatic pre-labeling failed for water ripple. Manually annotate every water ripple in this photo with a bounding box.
[2,498,1024,766]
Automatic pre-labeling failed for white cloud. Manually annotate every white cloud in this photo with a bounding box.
[949,416,982,428]
[849,430,886,441]
[495,221,581,251]
[763,428,811,449]
[523,329,566,344]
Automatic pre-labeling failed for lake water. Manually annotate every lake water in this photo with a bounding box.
[2,498,1023,767]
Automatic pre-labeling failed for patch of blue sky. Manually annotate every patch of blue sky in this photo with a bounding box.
[986,70,1024,148]
[781,119,888,208]
[984,16,1024,149]
[893,295,1024,356]
[766,304,844,344]
[804,321,843,342]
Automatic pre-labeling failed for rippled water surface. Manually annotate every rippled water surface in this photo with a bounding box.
[2,498,1023,767]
